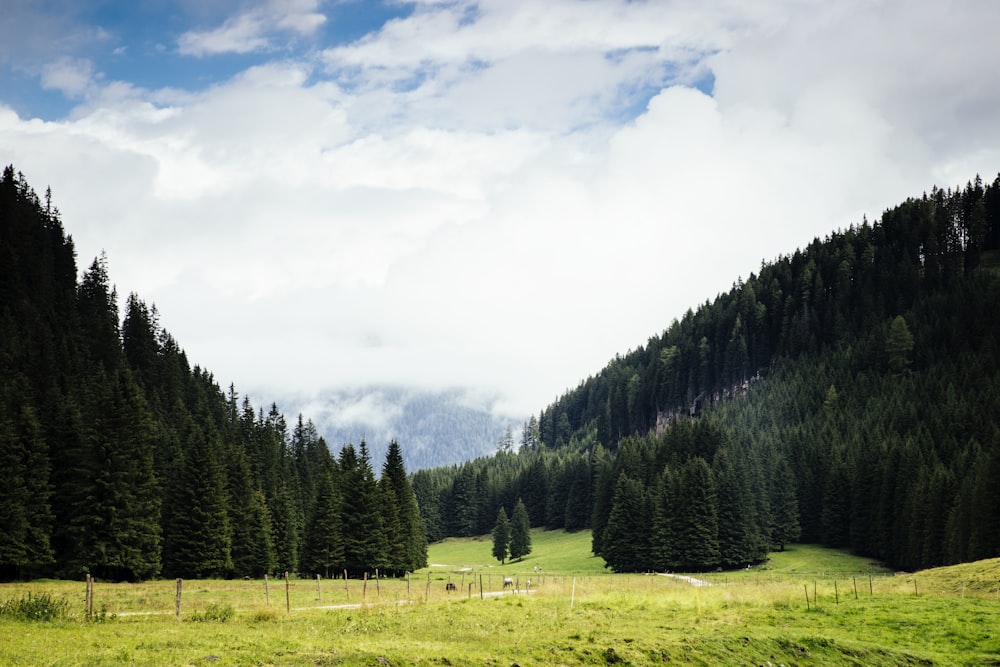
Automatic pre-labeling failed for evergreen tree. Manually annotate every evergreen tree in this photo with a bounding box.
[563,456,593,531]
[820,456,851,548]
[447,465,480,537]
[519,456,547,527]
[769,457,801,551]
[601,475,651,572]
[379,440,427,574]
[589,448,615,556]
[0,395,55,579]
[338,442,387,576]
[57,367,163,581]
[226,443,276,577]
[713,446,765,567]
[411,469,447,543]
[886,315,915,373]
[650,466,677,571]
[491,507,510,564]
[302,455,343,578]
[509,498,532,561]
[162,421,231,579]
[673,457,720,571]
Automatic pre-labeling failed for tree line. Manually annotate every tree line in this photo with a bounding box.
[414,174,1000,573]
[0,165,426,581]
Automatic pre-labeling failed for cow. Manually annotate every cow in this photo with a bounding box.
[502,577,514,589]
[445,582,457,592]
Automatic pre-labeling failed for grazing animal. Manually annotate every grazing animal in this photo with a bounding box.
[445,582,457,592]
[503,577,514,589]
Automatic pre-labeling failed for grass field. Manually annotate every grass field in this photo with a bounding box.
[1,530,998,666]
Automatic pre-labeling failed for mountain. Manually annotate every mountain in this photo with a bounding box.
[5,161,999,578]
[279,386,521,471]
[413,174,1000,573]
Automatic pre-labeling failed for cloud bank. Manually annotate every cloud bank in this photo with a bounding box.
[2,0,998,420]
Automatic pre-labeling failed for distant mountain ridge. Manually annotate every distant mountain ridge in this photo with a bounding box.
[280,386,522,472]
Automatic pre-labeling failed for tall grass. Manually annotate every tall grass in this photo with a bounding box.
[0,592,70,621]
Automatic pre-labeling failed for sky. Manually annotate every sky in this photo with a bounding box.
[2,0,999,424]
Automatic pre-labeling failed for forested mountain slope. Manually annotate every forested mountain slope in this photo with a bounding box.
[281,386,516,472]
[0,166,426,581]
[414,175,1000,573]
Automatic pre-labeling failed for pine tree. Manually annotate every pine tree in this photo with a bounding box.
[509,498,532,561]
[226,443,276,577]
[589,447,615,556]
[673,457,720,571]
[303,455,343,578]
[56,367,163,581]
[563,456,593,531]
[886,315,914,374]
[338,442,387,577]
[379,441,427,574]
[713,446,764,567]
[0,394,55,579]
[601,475,651,572]
[820,456,851,548]
[651,466,677,571]
[448,465,480,537]
[162,421,231,579]
[770,458,801,551]
[491,507,510,564]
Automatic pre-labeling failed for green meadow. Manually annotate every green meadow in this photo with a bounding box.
[1,530,998,666]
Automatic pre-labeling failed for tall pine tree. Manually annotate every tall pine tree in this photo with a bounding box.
[509,498,532,561]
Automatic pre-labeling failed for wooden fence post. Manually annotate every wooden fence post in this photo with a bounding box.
[316,574,322,602]
[344,569,349,600]
[285,571,290,613]
[175,578,182,619]
[85,574,93,620]
[265,573,270,605]
[804,584,810,611]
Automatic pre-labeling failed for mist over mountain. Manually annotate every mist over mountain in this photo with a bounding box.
[280,386,524,471]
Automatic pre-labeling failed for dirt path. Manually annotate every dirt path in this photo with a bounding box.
[656,573,711,587]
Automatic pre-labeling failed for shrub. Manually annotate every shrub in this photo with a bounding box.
[189,602,235,623]
[0,592,70,621]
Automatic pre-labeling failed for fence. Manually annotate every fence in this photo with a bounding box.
[5,568,997,621]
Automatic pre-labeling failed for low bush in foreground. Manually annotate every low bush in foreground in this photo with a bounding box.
[0,592,70,622]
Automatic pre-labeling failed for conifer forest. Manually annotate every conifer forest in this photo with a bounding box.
[0,166,426,581]
[2,164,1000,580]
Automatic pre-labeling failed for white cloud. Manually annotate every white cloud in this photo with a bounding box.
[40,57,95,97]
[178,12,271,56]
[178,0,326,56]
[3,0,1000,419]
